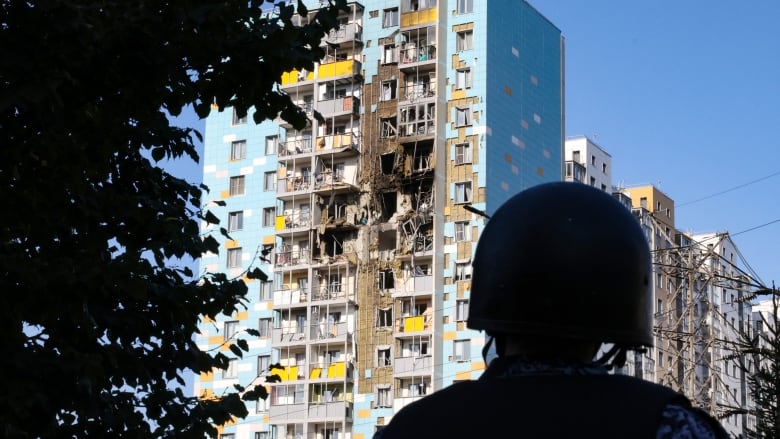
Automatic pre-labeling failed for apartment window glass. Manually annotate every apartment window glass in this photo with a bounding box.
[455,106,471,127]
[454,142,472,164]
[383,7,399,27]
[224,320,239,341]
[229,176,245,196]
[265,135,278,155]
[232,108,247,125]
[258,318,272,338]
[259,281,273,301]
[228,211,244,232]
[381,79,397,101]
[453,339,471,362]
[454,181,472,204]
[223,359,238,379]
[456,30,473,52]
[454,261,472,281]
[454,221,471,242]
[257,355,271,376]
[264,171,277,191]
[376,387,391,408]
[382,43,398,64]
[255,432,269,439]
[377,348,391,367]
[263,207,276,228]
[231,140,247,160]
[457,0,473,14]
[221,434,235,439]
[227,248,242,268]
[456,300,469,321]
[455,68,472,90]
[375,307,392,328]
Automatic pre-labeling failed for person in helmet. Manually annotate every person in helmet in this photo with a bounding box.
[374,182,728,439]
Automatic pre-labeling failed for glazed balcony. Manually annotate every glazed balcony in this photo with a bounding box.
[399,43,436,67]
[565,160,586,183]
[400,6,437,27]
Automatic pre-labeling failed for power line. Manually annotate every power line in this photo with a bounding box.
[677,170,780,208]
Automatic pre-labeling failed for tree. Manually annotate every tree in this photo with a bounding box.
[744,288,780,438]
[0,0,345,437]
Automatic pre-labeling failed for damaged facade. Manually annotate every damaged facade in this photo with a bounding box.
[196,1,563,438]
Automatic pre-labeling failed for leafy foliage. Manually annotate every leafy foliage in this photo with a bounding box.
[0,0,345,437]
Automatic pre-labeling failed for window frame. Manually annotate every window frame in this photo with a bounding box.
[228,211,244,232]
[454,142,472,165]
[455,67,472,90]
[264,171,277,191]
[454,221,471,242]
[258,318,273,338]
[453,339,471,362]
[223,358,238,379]
[232,108,247,125]
[457,0,473,14]
[227,247,242,268]
[230,139,247,160]
[229,175,245,196]
[262,207,276,228]
[455,299,469,321]
[382,7,399,28]
[454,181,472,204]
[265,135,278,155]
[455,105,472,127]
[224,320,239,341]
[456,30,473,52]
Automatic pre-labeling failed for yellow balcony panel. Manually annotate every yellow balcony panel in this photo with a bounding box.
[272,365,299,381]
[281,69,314,85]
[326,361,346,378]
[401,8,437,27]
[275,215,286,231]
[404,315,424,332]
[318,59,359,80]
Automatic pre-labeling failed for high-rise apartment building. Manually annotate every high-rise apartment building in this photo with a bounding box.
[564,135,612,191]
[195,1,563,438]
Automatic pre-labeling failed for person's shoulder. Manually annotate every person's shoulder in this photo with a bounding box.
[656,404,729,439]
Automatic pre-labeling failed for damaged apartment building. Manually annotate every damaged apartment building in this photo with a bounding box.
[195,1,564,438]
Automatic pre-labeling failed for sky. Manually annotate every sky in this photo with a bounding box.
[170,0,780,290]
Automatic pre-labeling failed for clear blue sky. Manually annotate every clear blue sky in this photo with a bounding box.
[170,0,779,288]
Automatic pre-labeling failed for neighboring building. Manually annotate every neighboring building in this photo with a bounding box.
[195,1,564,438]
[564,135,612,191]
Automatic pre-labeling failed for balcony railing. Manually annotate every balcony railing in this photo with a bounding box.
[280,69,314,86]
[315,133,359,153]
[400,7,437,27]
[275,249,310,266]
[280,138,313,156]
[309,321,351,341]
[394,315,432,333]
[273,288,309,306]
[308,361,353,380]
[276,212,311,231]
[278,175,311,195]
[318,59,361,80]
[323,22,362,45]
[316,96,359,116]
[393,355,433,375]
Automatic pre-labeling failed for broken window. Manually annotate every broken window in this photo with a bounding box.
[381,80,397,101]
[376,308,392,328]
[455,105,471,127]
[454,260,472,281]
[380,117,397,139]
[380,152,396,174]
[379,269,395,290]
[454,181,472,204]
[382,43,399,64]
[455,68,472,90]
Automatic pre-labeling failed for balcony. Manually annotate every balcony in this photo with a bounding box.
[277,174,311,197]
[270,364,306,382]
[314,133,360,155]
[272,288,309,307]
[309,321,352,343]
[276,211,312,234]
[308,400,352,420]
[274,249,311,267]
[280,69,315,87]
[269,403,305,422]
[317,96,360,117]
[565,160,586,183]
[393,355,433,377]
[279,138,313,158]
[395,275,433,296]
[400,43,436,67]
[308,361,354,380]
[318,59,362,81]
[272,326,307,346]
[323,22,362,47]
[400,7,437,27]
[394,315,432,334]
[401,84,435,102]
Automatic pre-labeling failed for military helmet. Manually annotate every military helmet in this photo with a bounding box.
[467,182,653,348]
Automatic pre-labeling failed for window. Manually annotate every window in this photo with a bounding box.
[382,7,399,27]
[263,207,276,228]
[591,155,596,165]
[377,348,391,367]
[456,300,469,321]
[602,162,607,173]
[223,359,238,379]
[258,318,272,338]
[257,355,271,376]
[264,171,277,191]
[255,432,269,439]
[455,68,472,90]
[454,261,472,281]
[381,79,397,101]
[454,142,472,164]
[231,140,247,160]
[224,320,239,341]
[456,30,473,52]
[453,339,471,362]
[382,44,398,64]
[454,181,472,204]
[227,248,242,268]
[454,221,471,242]
[221,434,235,439]
[375,307,392,328]
[457,0,473,14]
[380,117,397,138]
[265,135,278,155]
[229,176,245,196]
[259,281,273,301]
[376,387,391,408]
[228,211,244,232]
[455,106,471,127]
[232,108,247,125]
